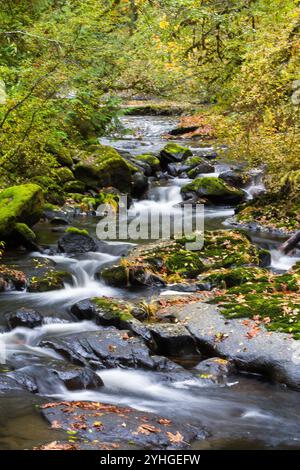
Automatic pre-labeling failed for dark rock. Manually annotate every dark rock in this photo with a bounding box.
[50,217,69,226]
[160,143,192,170]
[41,401,201,450]
[71,299,96,320]
[131,172,149,198]
[219,170,251,188]
[130,306,149,321]
[147,323,200,357]
[6,308,43,330]
[39,328,158,370]
[0,374,25,393]
[194,358,236,383]
[187,162,215,178]
[258,248,271,267]
[58,232,98,254]
[10,362,103,393]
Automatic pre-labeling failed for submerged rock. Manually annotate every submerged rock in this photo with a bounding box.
[195,358,236,383]
[57,231,98,254]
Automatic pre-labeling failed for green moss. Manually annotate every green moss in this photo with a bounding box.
[64,180,86,193]
[65,227,89,236]
[0,184,44,238]
[165,250,205,278]
[28,270,71,292]
[161,143,192,159]
[210,271,300,338]
[55,167,75,184]
[201,266,269,288]
[67,193,85,202]
[74,145,138,192]
[135,154,160,171]
[93,297,134,323]
[45,143,73,167]
[185,156,204,167]
[101,265,129,287]
[181,177,244,202]
[14,223,36,242]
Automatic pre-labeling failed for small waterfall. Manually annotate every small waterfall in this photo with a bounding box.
[244,169,265,200]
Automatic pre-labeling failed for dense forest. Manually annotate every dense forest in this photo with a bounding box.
[0,0,300,453]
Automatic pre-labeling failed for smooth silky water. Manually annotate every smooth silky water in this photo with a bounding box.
[0,115,300,450]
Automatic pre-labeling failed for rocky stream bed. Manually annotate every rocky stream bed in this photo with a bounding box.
[0,115,299,451]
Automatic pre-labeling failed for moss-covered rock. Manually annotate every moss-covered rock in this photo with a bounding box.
[0,184,44,238]
[65,227,89,236]
[160,143,192,169]
[135,154,160,172]
[45,143,74,167]
[187,162,215,178]
[28,269,72,292]
[207,268,300,337]
[93,297,135,326]
[55,167,75,184]
[165,250,205,279]
[74,145,137,192]
[181,177,244,204]
[31,176,65,205]
[63,180,86,193]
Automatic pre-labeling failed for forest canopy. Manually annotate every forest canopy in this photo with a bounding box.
[0,0,299,190]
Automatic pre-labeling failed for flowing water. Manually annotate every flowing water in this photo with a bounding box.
[0,115,300,450]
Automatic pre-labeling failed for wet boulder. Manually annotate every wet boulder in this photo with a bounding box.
[39,328,159,370]
[195,358,236,383]
[28,269,72,292]
[70,299,97,320]
[41,400,201,450]
[0,184,44,240]
[187,162,215,178]
[135,154,161,174]
[159,143,192,169]
[58,231,98,254]
[219,170,251,189]
[131,172,149,198]
[167,302,300,391]
[6,308,43,330]
[10,362,103,393]
[147,323,200,357]
[181,177,245,204]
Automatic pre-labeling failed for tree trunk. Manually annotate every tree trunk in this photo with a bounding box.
[279,231,300,255]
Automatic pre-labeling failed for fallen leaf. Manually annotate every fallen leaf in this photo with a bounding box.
[166,431,184,444]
